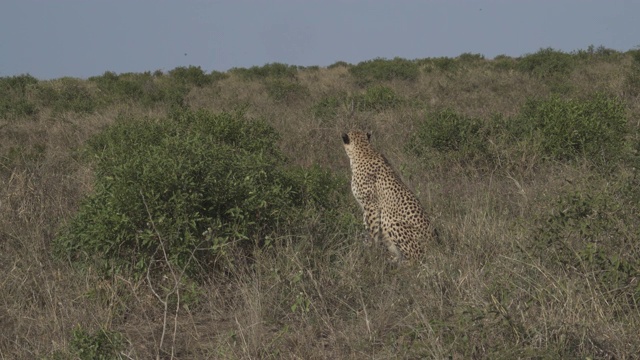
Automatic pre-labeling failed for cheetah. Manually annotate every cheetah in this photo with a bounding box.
[341,130,438,262]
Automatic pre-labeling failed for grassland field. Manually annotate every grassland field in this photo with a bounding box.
[1,47,640,359]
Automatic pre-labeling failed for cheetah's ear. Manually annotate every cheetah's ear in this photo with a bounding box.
[341,133,350,144]
[366,132,371,141]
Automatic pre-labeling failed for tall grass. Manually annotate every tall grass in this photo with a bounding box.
[1,50,640,359]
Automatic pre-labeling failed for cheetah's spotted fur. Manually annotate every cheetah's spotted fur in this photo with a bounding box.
[342,130,438,261]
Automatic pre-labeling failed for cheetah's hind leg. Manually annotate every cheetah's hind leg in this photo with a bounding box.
[363,207,382,246]
[384,240,404,263]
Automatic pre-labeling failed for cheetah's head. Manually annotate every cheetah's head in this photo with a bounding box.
[341,131,372,160]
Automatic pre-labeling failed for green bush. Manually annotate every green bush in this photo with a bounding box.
[408,94,628,170]
[418,57,458,73]
[54,109,345,279]
[511,94,627,164]
[232,64,304,103]
[0,74,39,119]
[492,55,517,71]
[168,65,226,86]
[533,189,640,303]
[299,65,320,72]
[89,71,188,108]
[327,61,351,69]
[311,86,400,118]
[89,71,146,101]
[0,97,38,119]
[37,78,97,114]
[311,95,342,122]
[575,45,621,60]
[355,85,402,111]
[516,48,575,79]
[0,73,39,91]
[433,57,458,71]
[628,49,640,63]
[210,70,228,82]
[408,109,492,164]
[69,326,125,360]
[458,53,485,63]
[232,63,298,80]
[349,57,419,85]
[624,50,640,97]
[264,79,309,103]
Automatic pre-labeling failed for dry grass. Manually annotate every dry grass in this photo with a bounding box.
[2,53,640,359]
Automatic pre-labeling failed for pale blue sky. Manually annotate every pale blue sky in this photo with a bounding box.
[1,1,639,80]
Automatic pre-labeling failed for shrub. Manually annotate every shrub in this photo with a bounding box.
[0,73,39,91]
[575,45,621,60]
[624,49,640,97]
[408,109,492,164]
[327,61,351,69]
[511,94,627,164]
[433,57,457,71]
[232,63,298,80]
[232,64,303,103]
[418,57,458,73]
[0,74,39,119]
[349,57,419,85]
[264,79,309,103]
[209,70,229,82]
[311,86,400,118]
[299,65,320,71]
[168,65,222,87]
[69,326,125,360]
[0,97,38,120]
[0,99,38,119]
[89,71,188,108]
[533,188,640,303]
[355,85,401,111]
[458,53,485,63]
[492,55,517,71]
[516,48,575,79]
[37,78,97,114]
[311,95,342,122]
[409,94,628,170]
[629,49,640,63]
[54,109,345,279]
[89,71,145,101]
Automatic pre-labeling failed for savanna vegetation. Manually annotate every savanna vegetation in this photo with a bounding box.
[2,46,640,359]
